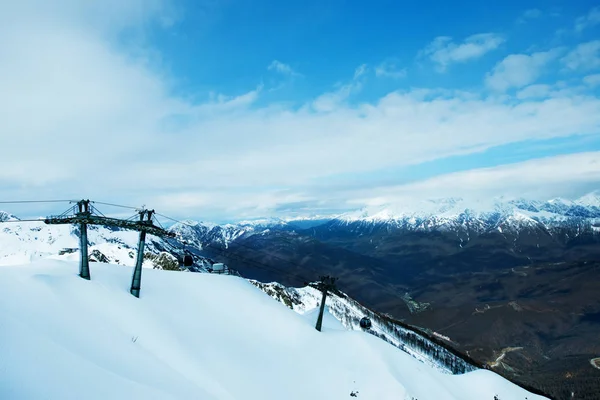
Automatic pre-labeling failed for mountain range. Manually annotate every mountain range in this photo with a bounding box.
[1,192,600,398]
[1,207,540,400]
[172,193,600,245]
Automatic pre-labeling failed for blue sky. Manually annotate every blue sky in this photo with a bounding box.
[1,0,600,222]
[152,0,598,98]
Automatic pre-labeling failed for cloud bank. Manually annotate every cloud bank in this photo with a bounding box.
[1,2,599,221]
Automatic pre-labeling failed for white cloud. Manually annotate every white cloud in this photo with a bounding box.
[311,84,355,112]
[486,49,562,91]
[357,152,600,205]
[522,9,542,19]
[353,64,368,80]
[312,65,367,112]
[1,2,600,221]
[516,82,587,99]
[206,87,262,111]
[516,84,552,99]
[419,33,504,72]
[583,73,600,87]
[0,0,179,186]
[561,40,600,71]
[375,61,407,79]
[575,7,600,32]
[517,9,543,24]
[268,60,300,77]
[156,151,600,220]
[134,88,600,219]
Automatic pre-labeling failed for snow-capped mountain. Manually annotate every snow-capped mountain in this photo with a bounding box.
[574,191,600,208]
[0,260,548,400]
[168,220,214,249]
[169,219,293,249]
[166,192,600,251]
[331,194,600,234]
[0,211,18,222]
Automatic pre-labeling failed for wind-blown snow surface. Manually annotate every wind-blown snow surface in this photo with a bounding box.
[0,220,168,267]
[0,261,546,400]
[250,281,475,374]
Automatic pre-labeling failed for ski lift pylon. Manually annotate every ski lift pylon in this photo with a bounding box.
[183,254,193,267]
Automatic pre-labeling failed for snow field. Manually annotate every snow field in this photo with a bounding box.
[0,261,547,400]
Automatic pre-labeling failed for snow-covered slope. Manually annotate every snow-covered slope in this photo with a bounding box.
[251,281,476,375]
[0,217,208,270]
[0,260,547,400]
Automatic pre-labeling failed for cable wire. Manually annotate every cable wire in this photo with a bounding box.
[155,212,187,225]
[0,203,319,285]
[0,200,75,204]
[0,219,45,223]
[91,201,139,210]
[90,205,106,218]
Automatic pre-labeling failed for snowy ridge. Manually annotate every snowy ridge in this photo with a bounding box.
[0,211,19,222]
[327,194,600,240]
[336,194,600,225]
[164,192,600,249]
[0,217,206,270]
[0,260,548,400]
[354,192,598,219]
[251,281,477,375]
[234,217,287,227]
[575,191,600,207]
[169,220,283,249]
[168,220,211,249]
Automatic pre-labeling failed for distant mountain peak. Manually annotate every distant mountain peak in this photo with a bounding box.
[235,217,287,227]
[140,191,600,250]
[0,211,19,222]
[334,192,600,224]
[575,190,600,207]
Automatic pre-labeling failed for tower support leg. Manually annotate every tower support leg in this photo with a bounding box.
[315,289,328,332]
[130,230,146,298]
[79,223,90,280]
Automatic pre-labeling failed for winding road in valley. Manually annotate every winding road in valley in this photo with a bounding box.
[490,347,523,368]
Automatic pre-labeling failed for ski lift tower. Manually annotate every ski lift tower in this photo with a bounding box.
[45,200,176,298]
[313,275,338,332]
